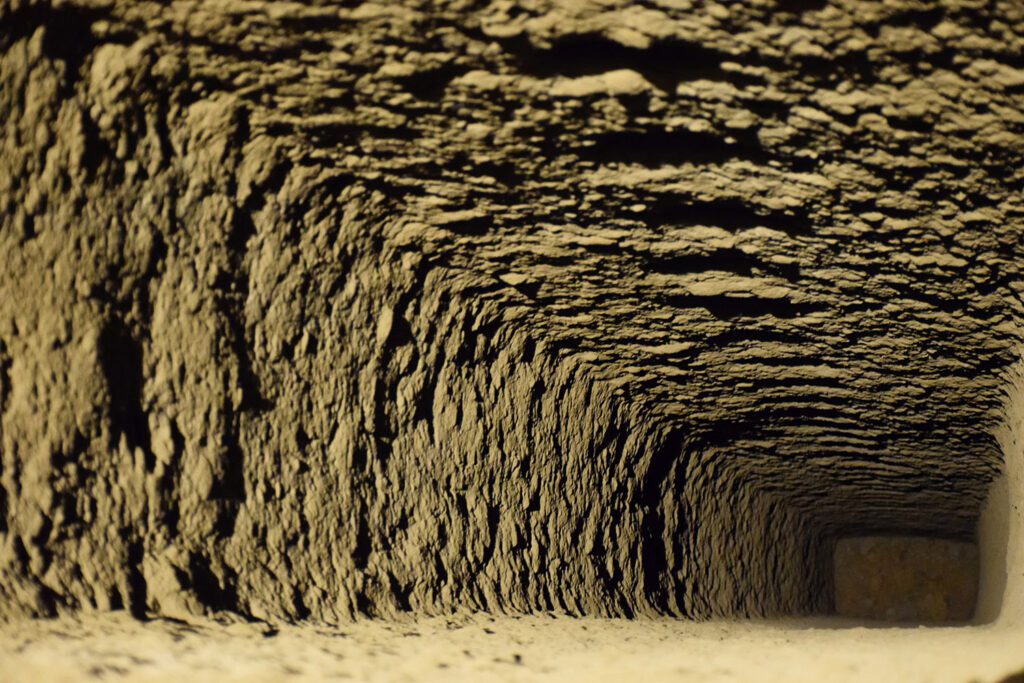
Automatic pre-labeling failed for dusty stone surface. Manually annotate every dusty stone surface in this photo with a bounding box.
[1,0,1024,626]
[2,612,1024,683]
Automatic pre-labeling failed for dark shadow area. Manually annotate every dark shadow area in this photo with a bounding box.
[98,319,151,456]
[640,194,814,237]
[663,293,826,320]
[507,34,735,91]
[578,129,759,168]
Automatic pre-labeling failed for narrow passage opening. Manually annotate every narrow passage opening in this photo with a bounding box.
[832,536,979,624]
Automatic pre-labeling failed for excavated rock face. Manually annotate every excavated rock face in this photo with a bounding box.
[0,0,1022,622]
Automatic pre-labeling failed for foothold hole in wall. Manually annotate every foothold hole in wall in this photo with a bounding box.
[833,536,980,623]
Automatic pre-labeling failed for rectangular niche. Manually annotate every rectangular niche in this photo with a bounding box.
[833,536,979,623]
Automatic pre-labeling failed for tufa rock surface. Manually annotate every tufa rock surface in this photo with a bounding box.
[0,0,1022,622]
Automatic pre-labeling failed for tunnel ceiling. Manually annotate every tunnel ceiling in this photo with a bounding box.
[2,0,1024,621]
[98,0,1024,531]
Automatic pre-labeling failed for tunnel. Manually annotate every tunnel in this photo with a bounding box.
[2,0,1024,679]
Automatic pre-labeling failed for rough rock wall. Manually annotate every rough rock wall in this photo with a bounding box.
[1,0,1022,622]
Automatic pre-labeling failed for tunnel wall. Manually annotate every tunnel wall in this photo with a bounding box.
[0,18,821,619]
[2,0,1023,625]
[978,358,1024,625]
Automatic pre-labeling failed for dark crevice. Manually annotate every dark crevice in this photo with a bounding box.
[0,339,10,420]
[388,573,414,612]
[642,195,814,236]
[576,128,819,173]
[353,514,372,570]
[742,97,793,120]
[875,6,946,32]
[79,109,113,179]
[646,250,755,277]
[291,587,312,620]
[774,0,828,14]
[664,294,826,320]
[639,428,683,609]
[227,208,258,255]
[356,591,377,617]
[126,541,148,618]
[209,440,246,505]
[303,122,420,149]
[188,554,238,612]
[505,33,741,91]
[98,319,151,456]
[436,212,493,235]
[578,129,752,168]
[395,64,469,101]
[469,159,522,188]
[276,13,356,34]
